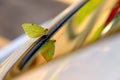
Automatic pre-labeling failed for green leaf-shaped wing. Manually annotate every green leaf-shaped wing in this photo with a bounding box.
[22,23,48,38]
[40,40,56,61]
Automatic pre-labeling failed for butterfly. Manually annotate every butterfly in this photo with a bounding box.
[22,23,48,38]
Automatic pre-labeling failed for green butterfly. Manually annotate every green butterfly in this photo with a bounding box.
[22,23,48,38]
[40,40,56,61]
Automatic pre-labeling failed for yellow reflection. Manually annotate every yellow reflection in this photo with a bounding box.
[13,67,48,80]
[54,0,78,4]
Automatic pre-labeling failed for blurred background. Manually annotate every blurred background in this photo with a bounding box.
[0,0,75,41]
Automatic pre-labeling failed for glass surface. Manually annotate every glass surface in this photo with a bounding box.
[23,0,117,69]
[1,0,119,79]
[48,0,116,58]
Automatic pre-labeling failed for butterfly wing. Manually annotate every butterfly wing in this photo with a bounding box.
[22,23,48,38]
[40,40,56,61]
